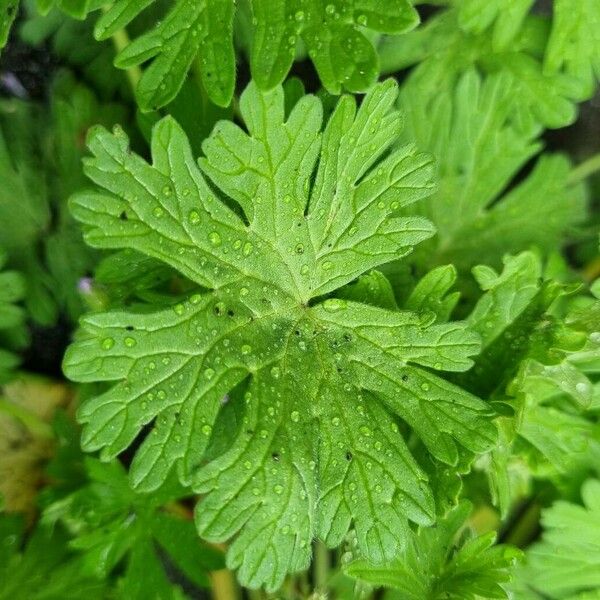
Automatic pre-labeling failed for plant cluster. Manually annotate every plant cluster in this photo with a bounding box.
[0,0,599,598]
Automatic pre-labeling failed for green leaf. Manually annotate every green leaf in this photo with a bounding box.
[0,516,108,600]
[35,0,92,19]
[456,0,534,50]
[545,0,600,98]
[64,80,497,591]
[0,249,25,383]
[43,457,223,596]
[389,7,588,134]
[346,501,522,599]
[99,0,235,110]
[399,68,587,272]
[405,265,459,322]
[517,480,600,599]
[251,0,419,93]
[0,0,19,49]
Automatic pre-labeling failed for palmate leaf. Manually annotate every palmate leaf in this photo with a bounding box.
[345,501,521,599]
[64,80,498,590]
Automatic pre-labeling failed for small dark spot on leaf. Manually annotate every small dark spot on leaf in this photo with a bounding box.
[125,325,134,331]
[227,309,235,317]
[345,451,353,461]
[401,374,409,382]
[271,453,280,461]
[119,211,128,220]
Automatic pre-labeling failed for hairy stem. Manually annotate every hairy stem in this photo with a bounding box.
[568,152,600,185]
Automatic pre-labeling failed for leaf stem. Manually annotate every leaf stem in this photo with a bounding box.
[0,396,54,439]
[102,5,142,93]
[314,540,330,592]
[568,153,600,185]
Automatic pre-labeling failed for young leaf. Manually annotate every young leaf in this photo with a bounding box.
[64,80,497,590]
[345,501,522,599]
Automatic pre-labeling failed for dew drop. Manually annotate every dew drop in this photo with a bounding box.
[101,337,115,350]
[323,298,347,312]
[270,366,281,379]
[124,336,136,348]
[274,484,284,495]
[208,231,222,246]
[201,424,212,436]
[188,210,201,225]
[291,410,300,422]
[322,261,333,270]
[241,344,252,355]
[204,368,215,380]
[243,242,253,256]
[153,206,164,218]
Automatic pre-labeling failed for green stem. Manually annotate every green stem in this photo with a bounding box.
[314,540,330,593]
[210,568,240,600]
[102,5,142,92]
[568,153,600,185]
[503,501,541,548]
[0,397,54,439]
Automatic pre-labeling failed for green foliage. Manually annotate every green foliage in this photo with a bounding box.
[345,501,521,599]
[0,249,25,383]
[62,79,501,590]
[93,0,420,111]
[1,1,600,597]
[250,0,419,94]
[0,0,19,48]
[516,480,600,599]
[44,458,223,597]
[0,514,108,600]
[398,68,587,274]
[0,74,126,324]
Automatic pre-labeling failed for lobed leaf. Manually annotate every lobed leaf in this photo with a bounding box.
[64,80,497,590]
